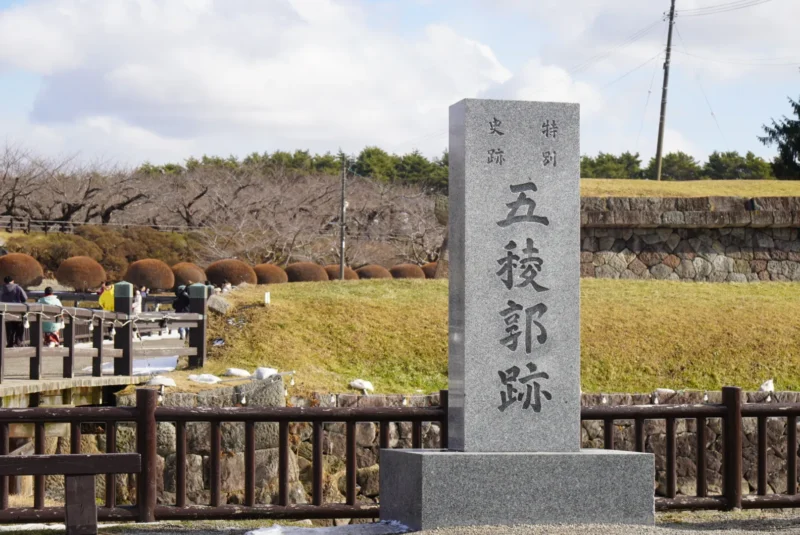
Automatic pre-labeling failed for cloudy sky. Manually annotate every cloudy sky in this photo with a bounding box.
[0,0,797,166]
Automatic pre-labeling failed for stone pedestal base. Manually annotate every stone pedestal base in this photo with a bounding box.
[380,449,654,531]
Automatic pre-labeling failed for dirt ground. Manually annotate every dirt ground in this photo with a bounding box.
[5,510,800,535]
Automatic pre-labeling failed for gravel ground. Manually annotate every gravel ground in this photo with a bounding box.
[7,511,800,535]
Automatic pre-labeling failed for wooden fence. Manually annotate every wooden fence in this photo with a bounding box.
[0,283,208,383]
[1,387,800,525]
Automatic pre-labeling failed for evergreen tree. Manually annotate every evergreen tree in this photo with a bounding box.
[760,96,800,179]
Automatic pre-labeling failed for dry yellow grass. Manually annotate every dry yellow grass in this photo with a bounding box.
[193,279,800,394]
[580,179,800,198]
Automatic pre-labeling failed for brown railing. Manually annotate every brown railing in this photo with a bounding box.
[583,386,800,511]
[0,389,448,523]
[3,386,800,525]
[0,283,208,383]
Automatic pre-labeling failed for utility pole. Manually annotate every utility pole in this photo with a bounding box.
[338,153,347,280]
[655,0,676,181]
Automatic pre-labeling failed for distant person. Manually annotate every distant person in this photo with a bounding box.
[98,282,115,311]
[132,287,143,315]
[173,285,191,340]
[1,275,27,347]
[222,281,232,293]
[139,286,149,311]
[38,287,63,347]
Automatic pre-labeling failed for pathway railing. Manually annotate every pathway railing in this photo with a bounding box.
[0,389,448,523]
[0,282,208,383]
[2,386,800,525]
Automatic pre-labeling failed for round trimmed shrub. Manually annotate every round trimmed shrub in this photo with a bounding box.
[206,259,257,287]
[254,264,288,284]
[323,264,358,281]
[172,262,206,289]
[355,264,392,280]
[56,256,106,291]
[0,253,43,288]
[124,259,175,291]
[285,262,329,283]
[421,262,437,279]
[390,264,426,279]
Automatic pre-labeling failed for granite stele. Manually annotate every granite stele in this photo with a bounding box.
[381,99,654,531]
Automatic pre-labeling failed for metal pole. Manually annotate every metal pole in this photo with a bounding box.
[655,0,676,181]
[339,154,346,280]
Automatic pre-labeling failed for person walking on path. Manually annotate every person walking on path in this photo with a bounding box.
[132,287,143,315]
[38,287,63,347]
[1,275,28,347]
[173,285,191,340]
[98,282,115,311]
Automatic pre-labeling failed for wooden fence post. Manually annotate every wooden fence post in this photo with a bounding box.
[723,386,743,510]
[114,283,133,376]
[28,306,42,381]
[188,284,207,368]
[62,319,75,379]
[0,316,6,384]
[92,315,104,377]
[136,388,157,523]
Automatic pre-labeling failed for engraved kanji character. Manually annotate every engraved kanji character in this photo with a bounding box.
[518,238,548,292]
[542,120,558,138]
[498,362,552,412]
[496,240,519,290]
[543,150,557,167]
[497,182,549,228]
[489,117,504,136]
[488,149,505,165]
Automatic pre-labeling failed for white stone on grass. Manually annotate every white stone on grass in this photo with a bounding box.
[146,376,176,387]
[254,367,279,380]
[224,368,251,377]
[188,373,222,384]
[350,379,375,394]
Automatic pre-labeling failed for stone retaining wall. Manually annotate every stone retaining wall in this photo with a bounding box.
[580,196,800,282]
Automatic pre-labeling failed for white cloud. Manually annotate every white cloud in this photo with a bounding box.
[0,0,517,163]
[485,58,602,114]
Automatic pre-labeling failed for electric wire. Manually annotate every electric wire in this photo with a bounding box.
[566,19,663,77]
[677,0,773,17]
[675,28,728,147]
[599,52,663,91]
[672,49,799,66]
[636,52,662,153]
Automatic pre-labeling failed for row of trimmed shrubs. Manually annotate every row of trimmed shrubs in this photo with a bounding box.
[0,253,441,291]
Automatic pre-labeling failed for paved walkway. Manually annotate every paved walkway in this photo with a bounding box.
[0,337,184,397]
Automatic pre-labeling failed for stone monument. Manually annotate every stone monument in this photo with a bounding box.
[381,98,655,530]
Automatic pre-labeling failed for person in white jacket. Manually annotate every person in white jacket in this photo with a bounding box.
[132,287,143,315]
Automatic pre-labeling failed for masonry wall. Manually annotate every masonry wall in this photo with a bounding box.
[580,196,800,282]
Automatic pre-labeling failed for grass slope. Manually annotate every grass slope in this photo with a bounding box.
[205,280,447,394]
[580,179,800,198]
[204,279,800,394]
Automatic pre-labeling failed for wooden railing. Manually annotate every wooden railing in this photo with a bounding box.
[0,282,208,383]
[4,386,800,525]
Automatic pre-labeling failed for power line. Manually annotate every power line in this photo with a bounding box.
[566,19,663,77]
[600,52,662,90]
[636,53,662,153]
[677,0,773,17]
[672,49,799,66]
[678,0,769,12]
[675,28,728,147]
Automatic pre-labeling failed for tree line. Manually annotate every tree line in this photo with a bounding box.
[140,147,449,191]
[580,150,774,180]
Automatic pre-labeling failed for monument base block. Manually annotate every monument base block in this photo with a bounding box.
[380,449,654,531]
